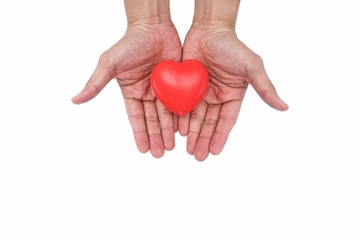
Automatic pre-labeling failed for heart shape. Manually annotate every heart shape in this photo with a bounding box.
[150,60,209,116]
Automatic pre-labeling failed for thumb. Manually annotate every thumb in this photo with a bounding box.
[250,68,289,111]
[71,54,114,104]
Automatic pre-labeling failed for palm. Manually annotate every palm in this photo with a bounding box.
[180,27,288,161]
[113,25,182,101]
[184,29,252,105]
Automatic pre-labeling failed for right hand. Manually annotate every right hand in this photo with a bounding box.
[72,22,182,158]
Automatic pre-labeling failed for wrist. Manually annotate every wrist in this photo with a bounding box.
[125,0,171,26]
[192,0,240,29]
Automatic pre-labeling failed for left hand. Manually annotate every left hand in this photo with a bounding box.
[178,26,289,161]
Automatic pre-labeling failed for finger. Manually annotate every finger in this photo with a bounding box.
[156,100,175,151]
[143,101,165,158]
[186,101,207,155]
[72,54,114,104]
[194,104,221,161]
[210,101,241,155]
[178,114,190,136]
[124,98,150,154]
[173,114,178,133]
[250,65,289,111]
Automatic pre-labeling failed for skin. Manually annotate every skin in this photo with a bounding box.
[72,0,182,158]
[179,27,288,161]
[179,0,289,161]
[72,0,288,161]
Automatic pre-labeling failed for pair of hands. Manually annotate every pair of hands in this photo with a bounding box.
[72,22,288,161]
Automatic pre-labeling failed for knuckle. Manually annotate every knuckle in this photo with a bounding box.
[148,132,162,138]
[248,54,264,73]
[146,114,159,123]
[219,115,236,125]
[99,51,114,67]
[190,112,202,120]
[130,113,144,122]
[99,52,110,63]
[204,118,217,126]
[161,126,174,132]
[188,129,200,135]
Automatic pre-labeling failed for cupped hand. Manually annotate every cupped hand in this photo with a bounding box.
[72,22,182,158]
[179,26,288,161]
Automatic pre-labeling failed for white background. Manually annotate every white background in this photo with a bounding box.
[1,0,359,239]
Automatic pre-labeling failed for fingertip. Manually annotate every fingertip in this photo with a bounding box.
[71,97,79,105]
[71,85,101,105]
[186,132,198,155]
[179,130,188,137]
[151,148,165,158]
[71,93,83,104]
[178,123,188,136]
[259,89,289,112]
[194,144,210,161]
[165,139,175,151]
[134,133,150,154]
[280,101,289,111]
[274,98,289,111]
[138,145,150,154]
[159,127,175,151]
[178,114,190,136]
[251,72,289,112]
[187,144,195,155]
[187,149,195,156]
[148,134,165,158]
[210,135,227,156]
[194,152,208,161]
[167,145,175,151]
[210,143,223,156]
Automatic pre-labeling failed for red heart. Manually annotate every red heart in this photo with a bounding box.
[151,60,209,116]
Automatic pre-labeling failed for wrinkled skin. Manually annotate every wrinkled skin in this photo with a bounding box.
[72,23,288,161]
[72,23,182,158]
[178,26,288,161]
